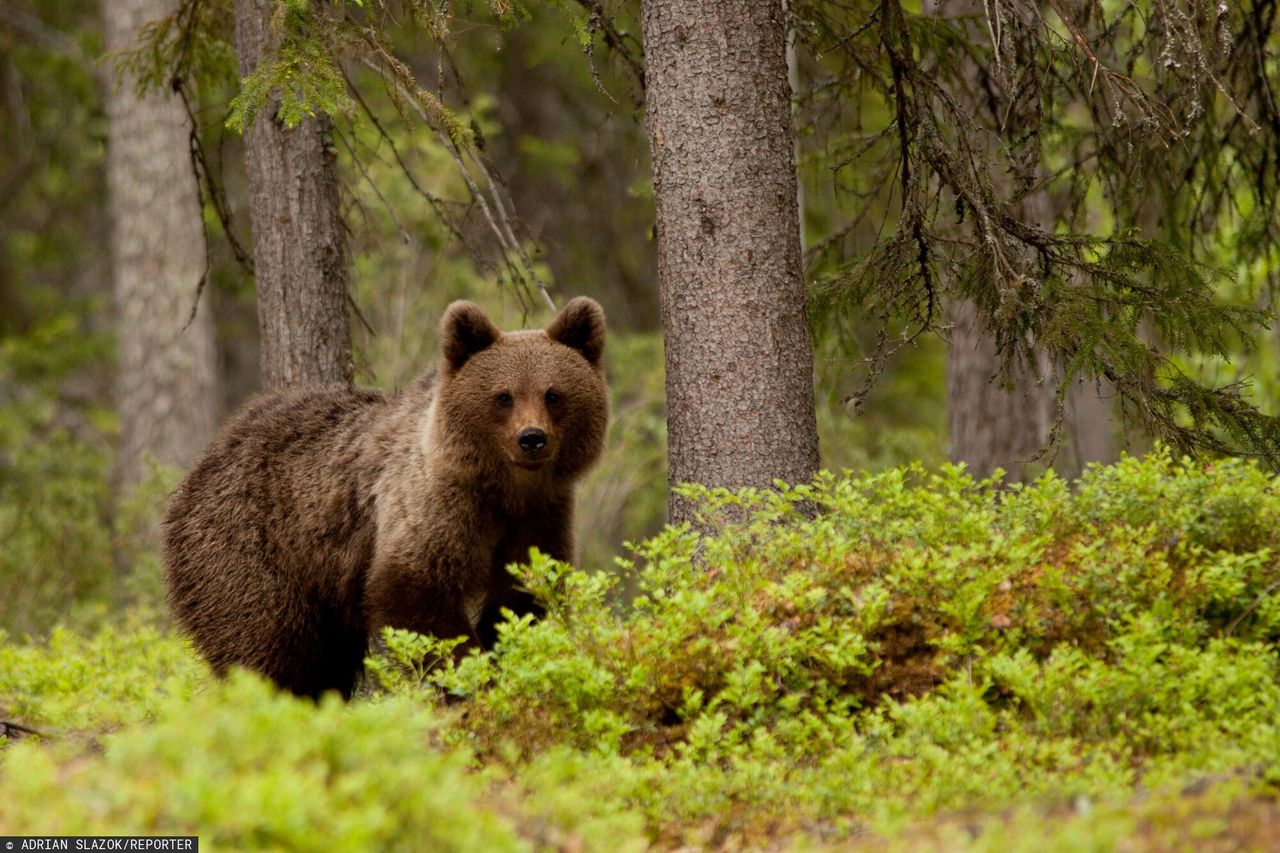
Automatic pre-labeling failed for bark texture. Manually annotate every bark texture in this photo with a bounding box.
[104,0,219,487]
[234,0,351,389]
[641,0,820,522]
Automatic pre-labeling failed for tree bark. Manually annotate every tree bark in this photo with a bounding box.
[103,0,219,487]
[234,0,351,389]
[640,0,821,523]
[1063,377,1117,473]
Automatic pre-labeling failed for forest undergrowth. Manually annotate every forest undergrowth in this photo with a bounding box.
[3,449,1280,850]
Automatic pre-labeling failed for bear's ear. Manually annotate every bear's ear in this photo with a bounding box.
[546,297,606,366]
[440,301,501,374]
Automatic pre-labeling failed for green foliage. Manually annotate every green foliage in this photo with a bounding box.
[7,455,1280,847]
[221,1,473,145]
[0,2,106,341]
[0,620,202,733]
[798,0,1280,466]
[0,673,529,850]
[115,0,239,102]
[815,323,948,473]
[0,314,115,636]
[227,35,353,132]
[419,449,1280,842]
[363,628,466,695]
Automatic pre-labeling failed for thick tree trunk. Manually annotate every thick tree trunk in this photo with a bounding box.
[103,0,219,487]
[640,0,820,523]
[234,0,351,389]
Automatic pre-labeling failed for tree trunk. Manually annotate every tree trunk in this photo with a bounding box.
[1063,377,1117,474]
[936,0,1115,483]
[640,0,820,523]
[234,0,351,389]
[946,298,1055,483]
[103,0,219,487]
[948,304,1117,482]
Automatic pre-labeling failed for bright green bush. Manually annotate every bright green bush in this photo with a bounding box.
[0,632,644,849]
[0,619,202,732]
[4,449,1280,849]
[423,449,1280,842]
[0,673,532,850]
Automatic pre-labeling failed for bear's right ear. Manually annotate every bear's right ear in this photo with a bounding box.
[440,301,500,374]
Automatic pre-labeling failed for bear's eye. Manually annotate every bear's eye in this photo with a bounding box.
[496,392,514,408]
[545,390,562,406]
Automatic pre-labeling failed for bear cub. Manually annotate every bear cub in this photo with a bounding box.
[164,297,608,698]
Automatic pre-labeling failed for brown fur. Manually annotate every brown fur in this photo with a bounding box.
[163,297,608,698]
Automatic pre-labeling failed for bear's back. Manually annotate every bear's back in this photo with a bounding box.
[167,383,390,533]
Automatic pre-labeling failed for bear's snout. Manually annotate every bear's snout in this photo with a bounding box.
[518,427,548,454]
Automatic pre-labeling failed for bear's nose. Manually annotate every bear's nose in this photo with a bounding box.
[518,427,548,453]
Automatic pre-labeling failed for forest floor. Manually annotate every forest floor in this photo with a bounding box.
[3,451,1280,850]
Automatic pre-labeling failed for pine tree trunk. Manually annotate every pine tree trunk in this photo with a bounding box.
[103,0,219,487]
[234,0,351,390]
[640,0,820,523]
[1063,378,1118,473]
[946,298,1055,483]
[935,0,1115,482]
[947,304,1118,482]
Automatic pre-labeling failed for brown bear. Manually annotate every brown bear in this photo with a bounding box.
[163,297,608,699]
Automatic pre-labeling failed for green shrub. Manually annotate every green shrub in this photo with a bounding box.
[0,672,532,850]
[5,449,1280,849]
[0,619,202,732]
[418,449,1280,842]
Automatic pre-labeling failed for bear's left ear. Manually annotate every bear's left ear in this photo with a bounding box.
[546,297,606,366]
[440,300,501,374]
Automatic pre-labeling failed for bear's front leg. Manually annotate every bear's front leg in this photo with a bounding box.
[363,549,489,656]
[477,497,575,648]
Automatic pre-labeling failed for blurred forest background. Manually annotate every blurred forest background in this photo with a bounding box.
[1,0,1277,637]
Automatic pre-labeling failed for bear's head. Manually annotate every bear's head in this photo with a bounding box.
[435,297,609,482]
